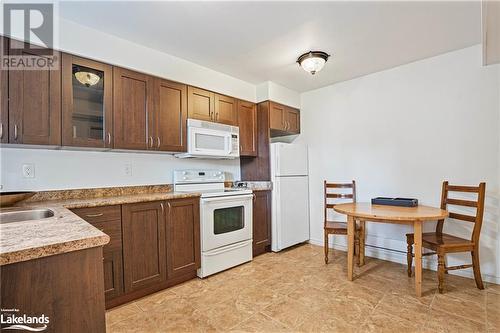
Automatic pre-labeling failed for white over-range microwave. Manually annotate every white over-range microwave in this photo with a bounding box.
[175,119,240,159]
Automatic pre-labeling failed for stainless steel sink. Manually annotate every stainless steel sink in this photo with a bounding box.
[0,208,55,224]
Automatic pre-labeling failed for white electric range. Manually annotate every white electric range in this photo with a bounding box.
[173,170,253,277]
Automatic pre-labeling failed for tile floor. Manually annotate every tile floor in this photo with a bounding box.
[106,244,499,332]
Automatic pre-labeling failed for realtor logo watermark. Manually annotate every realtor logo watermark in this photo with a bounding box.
[1,308,49,331]
[1,3,59,70]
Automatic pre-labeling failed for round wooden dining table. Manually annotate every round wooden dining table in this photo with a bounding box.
[333,203,448,297]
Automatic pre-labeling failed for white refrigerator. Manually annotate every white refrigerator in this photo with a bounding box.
[270,143,310,252]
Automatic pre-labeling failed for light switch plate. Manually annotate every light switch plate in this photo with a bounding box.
[22,164,35,178]
[124,163,132,176]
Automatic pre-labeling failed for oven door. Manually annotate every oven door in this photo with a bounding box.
[189,126,231,157]
[201,194,253,252]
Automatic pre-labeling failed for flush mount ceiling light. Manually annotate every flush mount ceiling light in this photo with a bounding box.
[74,71,101,87]
[297,51,330,75]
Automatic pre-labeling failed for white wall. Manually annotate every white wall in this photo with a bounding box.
[497,64,500,280]
[57,19,256,102]
[256,81,301,108]
[2,18,256,102]
[300,45,500,283]
[0,148,240,192]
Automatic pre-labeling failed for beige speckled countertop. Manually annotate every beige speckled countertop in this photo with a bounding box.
[0,187,200,266]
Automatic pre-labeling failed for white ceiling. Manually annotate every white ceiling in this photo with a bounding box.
[60,1,481,93]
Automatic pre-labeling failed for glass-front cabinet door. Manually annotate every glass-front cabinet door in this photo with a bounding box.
[62,54,113,147]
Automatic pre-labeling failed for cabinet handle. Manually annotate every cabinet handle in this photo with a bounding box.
[156,136,161,149]
[0,123,3,139]
[148,136,153,148]
[107,132,111,145]
[160,203,164,213]
[209,111,213,120]
[14,124,18,140]
[252,193,256,202]
[86,213,104,218]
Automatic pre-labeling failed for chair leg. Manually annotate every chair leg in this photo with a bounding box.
[355,232,360,266]
[359,221,366,266]
[406,234,414,277]
[437,252,445,293]
[472,247,484,290]
[324,232,329,264]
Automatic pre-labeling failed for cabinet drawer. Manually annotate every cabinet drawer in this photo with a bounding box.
[92,219,122,252]
[72,205,121,223]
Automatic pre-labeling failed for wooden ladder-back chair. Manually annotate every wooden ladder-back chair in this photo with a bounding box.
[406,181,486,293]
[324,180,365,265]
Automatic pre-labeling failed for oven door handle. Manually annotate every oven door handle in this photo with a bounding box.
[204,240,252,256]
[201,194,254,203]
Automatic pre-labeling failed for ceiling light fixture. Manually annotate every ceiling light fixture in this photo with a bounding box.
[297,51,330,75]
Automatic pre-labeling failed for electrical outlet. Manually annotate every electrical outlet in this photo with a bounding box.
[124,163,132,176]
[22,164,35,178]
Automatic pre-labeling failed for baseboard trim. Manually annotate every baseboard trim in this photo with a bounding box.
[308,237,500,285]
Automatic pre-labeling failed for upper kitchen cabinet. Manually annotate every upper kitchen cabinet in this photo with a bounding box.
[187,86,215,122]
[0,37,7,144]
[284,106,300,134]
[154,79,187,152]
[62,54,113,148]
[7,39,61,145]
[269,101,285,132]
[187,86,238,125]
[113,67,154,150]
[214,94,238,125]
[268,101,300,136]
[238,100,257,156]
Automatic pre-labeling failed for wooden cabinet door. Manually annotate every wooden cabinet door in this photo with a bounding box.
[187,86,215,122]
[62,54,113,148]
[166,197,200,278]
[284,107,300,134]
[103,250,123,301]
[215,94,237,125]
[122,201,167,292]
[253,191,271,257]
[7,39,61,145]
[238,100,257,156]
[154,79,187,152]
[113,67,154,150]
[0,37,7,143]
[71,205,124,302]
[269,102,285,131]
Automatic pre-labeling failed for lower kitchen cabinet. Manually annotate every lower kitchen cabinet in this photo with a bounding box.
[71,205,124,302]
[166,197,201,278]
[103,250,124,300]
[0,247,106,333]
[72,198,200,309]
[122,201,167,292]
[253,190,272,256]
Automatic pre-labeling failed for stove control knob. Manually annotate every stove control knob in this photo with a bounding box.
[183,176,187,180]
[183,171,188,175]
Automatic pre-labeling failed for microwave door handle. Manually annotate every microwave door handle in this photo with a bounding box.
[225,133,232,155]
